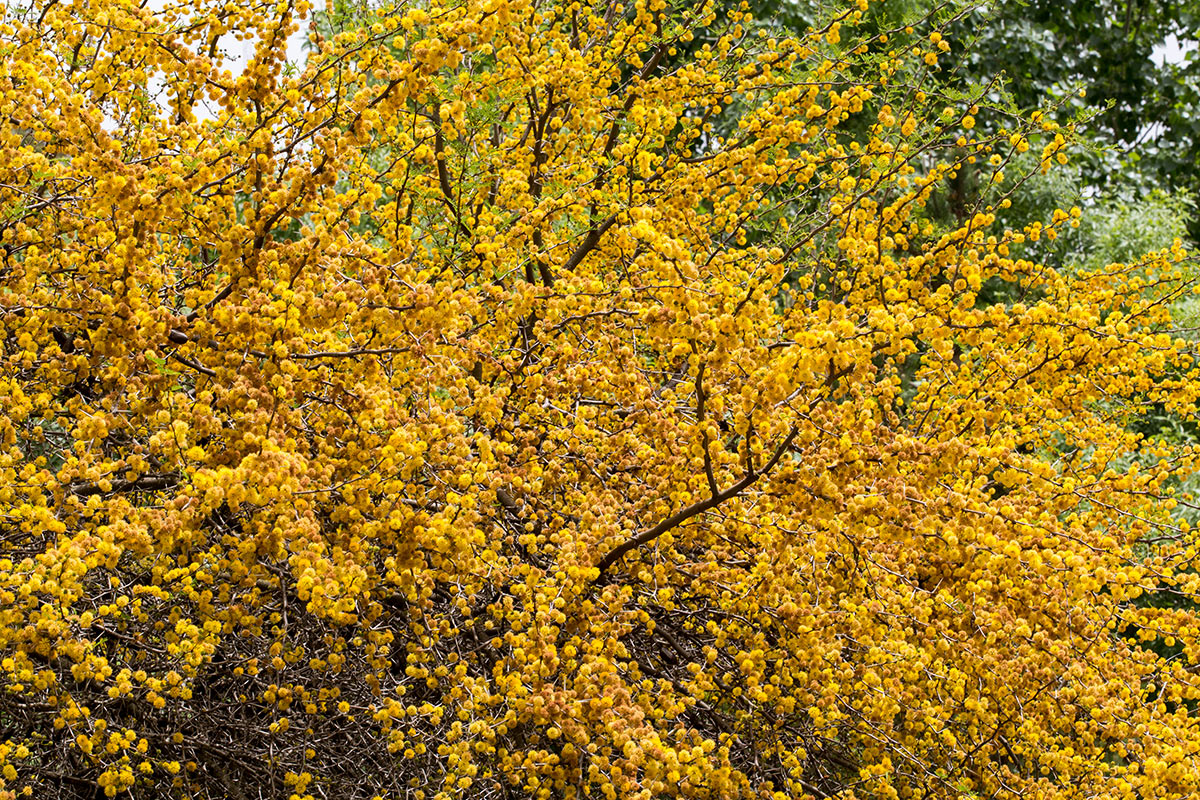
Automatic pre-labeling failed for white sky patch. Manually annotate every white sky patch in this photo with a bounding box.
[145,0,314,122]
[1152,33,1198,69]
[1125,34,1197,148]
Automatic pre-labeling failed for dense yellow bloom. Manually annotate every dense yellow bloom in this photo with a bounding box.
[0,0,1198,798]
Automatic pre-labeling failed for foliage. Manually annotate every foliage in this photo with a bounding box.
[991,151,1196,270]
[944,0,1200,226]
[2,0,1200,799]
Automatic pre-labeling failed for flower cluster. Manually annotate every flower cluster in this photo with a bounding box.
[0,0,1198,798]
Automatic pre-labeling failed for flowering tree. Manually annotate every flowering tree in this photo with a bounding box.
[2,0,1200,798]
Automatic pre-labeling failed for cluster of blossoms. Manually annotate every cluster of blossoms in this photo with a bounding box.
[1,0,1199,798]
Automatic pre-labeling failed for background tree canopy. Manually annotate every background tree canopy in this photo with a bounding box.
[769,0,1200,204]
[947,0,1200,202]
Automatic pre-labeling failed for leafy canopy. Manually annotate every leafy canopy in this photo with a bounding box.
[2,0,1200,798]
[943,0,1200,231]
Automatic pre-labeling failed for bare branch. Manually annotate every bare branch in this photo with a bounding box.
[594,426,798,577]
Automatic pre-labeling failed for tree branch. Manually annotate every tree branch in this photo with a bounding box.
[69,473,180,498]
[561,213,618,273]
[695,361,719,496]
[594,426,798,577]
[429,104,471,239]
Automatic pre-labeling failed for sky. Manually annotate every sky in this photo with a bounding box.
[1153,33,1198,68]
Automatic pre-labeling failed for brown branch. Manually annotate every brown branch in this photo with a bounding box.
[598,40,669,160]
[429,105,471,238]
[528,85,558,287]
[165,328,406,363]
[288,346,410,360]
[171,351,217,377]
[695,361,719,496]
[69,473,179,498]
[561,213,618,273]
[594,426,798,577]
[185,282,234,323]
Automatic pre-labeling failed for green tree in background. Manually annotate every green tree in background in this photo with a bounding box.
[945,0,1200,226]
[752,0,1200,235]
